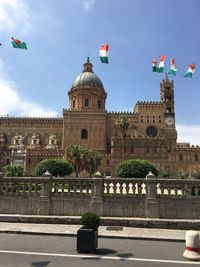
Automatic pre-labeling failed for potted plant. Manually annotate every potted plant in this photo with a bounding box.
[76,212,101,253]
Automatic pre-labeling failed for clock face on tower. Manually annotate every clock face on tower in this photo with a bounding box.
[165,117,175,126]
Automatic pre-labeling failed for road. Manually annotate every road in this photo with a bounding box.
[0,233,198,266]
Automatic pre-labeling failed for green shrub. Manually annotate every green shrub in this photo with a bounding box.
[5,165,24,177]
[116,159,158,178]
[175,171,190,179]
[35,159,73,177]
[158,171,170,178]
[191,173,200,179]
[81,212,101,230]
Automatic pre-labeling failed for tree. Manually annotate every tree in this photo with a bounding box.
[115,116,129,160]
[5,165,24,177]
[84,150,101,177]
[65,145,102,177]
[35,159,73,177]
[65,145,86,177]
[116,159,158,178]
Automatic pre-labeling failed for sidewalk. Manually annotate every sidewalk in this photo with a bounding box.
[0,222,188,241]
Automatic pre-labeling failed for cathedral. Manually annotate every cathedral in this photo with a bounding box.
[0,58,200,177]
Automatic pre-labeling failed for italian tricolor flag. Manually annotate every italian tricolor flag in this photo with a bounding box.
[184,64,195,78]
[156,55,167,72]
[11,37,27,49]
[152,58,157,72]
[168,58,177,76]
[99,44,109,63]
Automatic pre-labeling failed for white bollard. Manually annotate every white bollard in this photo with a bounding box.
[183,230,200,260]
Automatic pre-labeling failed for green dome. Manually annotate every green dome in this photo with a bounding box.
[72,72,104,89]
[71,58,104,90]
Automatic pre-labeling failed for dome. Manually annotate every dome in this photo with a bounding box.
[70,57,104,90]
[68,58,107,111]
[72,72,104,89]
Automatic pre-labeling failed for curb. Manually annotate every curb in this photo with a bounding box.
[0,215,200,230]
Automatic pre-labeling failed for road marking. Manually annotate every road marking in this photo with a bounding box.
[0,249,199,265]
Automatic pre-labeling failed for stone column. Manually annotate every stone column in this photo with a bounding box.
[38,171,52,215]
[145,171,160,218]
[90,171,104,216]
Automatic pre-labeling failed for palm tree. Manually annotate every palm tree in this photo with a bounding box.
[115,116,129,160]
[84,150,101,177]
[65,145,86,177]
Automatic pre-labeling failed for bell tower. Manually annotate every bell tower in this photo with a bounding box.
[160,74,177,144]
[160,73,175,115]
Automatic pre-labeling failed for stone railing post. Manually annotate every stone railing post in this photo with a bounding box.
[38,170,52,215]
[90,171,103,216]
[145,171,159,218]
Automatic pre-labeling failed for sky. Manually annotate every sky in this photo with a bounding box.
[0,0,200,145]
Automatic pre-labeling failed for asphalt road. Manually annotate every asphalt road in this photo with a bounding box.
[0,233,198,267]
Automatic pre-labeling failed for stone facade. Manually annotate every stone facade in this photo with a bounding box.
[0,58,200,176]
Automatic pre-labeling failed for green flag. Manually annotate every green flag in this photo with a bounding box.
[11,37,27,49]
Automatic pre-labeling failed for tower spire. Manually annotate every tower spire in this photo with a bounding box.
[164,72,169,82]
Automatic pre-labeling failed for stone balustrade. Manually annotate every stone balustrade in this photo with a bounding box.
[0,175,200,218]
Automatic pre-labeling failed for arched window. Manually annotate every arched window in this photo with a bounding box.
[179,154,183,161]
[195,154,198,161]
[84,98,89,107]
[72,100,76,109]
[81,129,88,139]
[98,100,102,109]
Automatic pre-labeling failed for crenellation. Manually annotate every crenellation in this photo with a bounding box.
[107,111,134,115]
[0,117,63,125]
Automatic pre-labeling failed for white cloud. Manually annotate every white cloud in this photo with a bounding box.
[0,59,57,117]
[0,0,30,34]
[83,0,95,11]
[177,124,200,146]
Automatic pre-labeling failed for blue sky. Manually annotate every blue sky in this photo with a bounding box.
[0,0,200,144]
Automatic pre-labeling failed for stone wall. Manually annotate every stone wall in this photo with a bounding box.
[0,174,200,219]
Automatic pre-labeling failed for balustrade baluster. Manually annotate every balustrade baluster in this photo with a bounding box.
[103,182,107,194]
[174,187,178,196]
[113,182,117,194]
[118,182,123,194]
[137,182,142,196]
[125,183,129,194]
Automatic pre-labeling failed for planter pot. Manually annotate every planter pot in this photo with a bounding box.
[76,227,98,253]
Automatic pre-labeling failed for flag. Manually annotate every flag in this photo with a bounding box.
[183,64,195,78]
[157,55,167,72]
[11,37,27,49]
[152,58,157,72]
[99,44,109,63]
[168,58,177,76]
